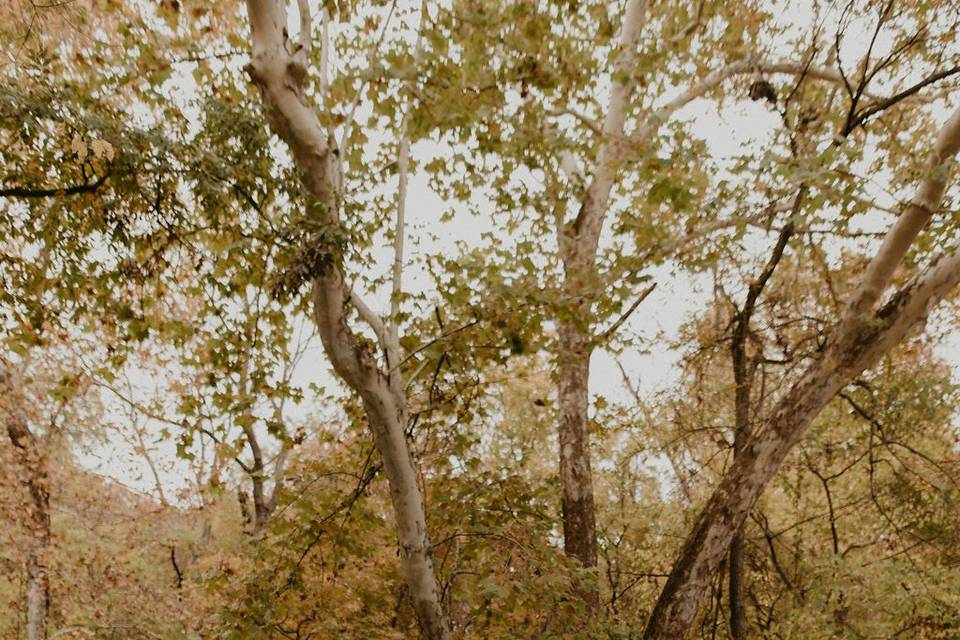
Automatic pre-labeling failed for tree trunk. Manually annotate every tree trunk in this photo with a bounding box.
[725,220,794,640]
[727,511,747,640]
[727,427,749,640]
[551,0,646,588]
[557,321,598,575]
[309,276,449,639]
[243,2,449,637]
[644,107,960,639]
[728,332,751,640]
[24,464,50,640]
[2,367,50,640]
[644,361,847,639]
[357,379,446,638]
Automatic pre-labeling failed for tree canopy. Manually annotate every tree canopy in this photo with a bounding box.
[2,1,960,639]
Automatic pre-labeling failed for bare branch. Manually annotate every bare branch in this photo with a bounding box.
[0,171,110,199]
[546,107,604,136]
[852,65,960,130]
[666,0,705,46]
[632,61,876,146]
[348,287,389,352]
[594,283,657,345]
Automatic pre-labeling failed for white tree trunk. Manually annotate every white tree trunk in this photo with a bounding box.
[243,2,449,637]
[554,0,647,581]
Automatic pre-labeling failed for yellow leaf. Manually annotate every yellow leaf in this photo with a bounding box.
[90,139,114,161]
[71,133,88,161]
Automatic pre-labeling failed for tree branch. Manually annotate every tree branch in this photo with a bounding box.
[0,171,110,199]
[836,105,960,342]
[547,108,604,136]
[852,65,960,130]
[594,283,657,345]
[565,0,647,252]
[296,0,311,56]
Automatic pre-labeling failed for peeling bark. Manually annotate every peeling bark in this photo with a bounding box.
[243,2,449,637]
[557,327,597,573]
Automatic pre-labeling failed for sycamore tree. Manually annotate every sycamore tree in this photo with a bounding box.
[4,0,960,639]
[423,0,960,633]
[0,0,482,635]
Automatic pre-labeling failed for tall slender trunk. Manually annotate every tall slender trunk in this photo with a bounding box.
[557,321,598,575]
[551,0,646,588]
[554,235,602,612]
[24,460,50,640]
[554,246,601,591]
[728,320,751,640]
[725,220,795,639]
[726,457,748,640]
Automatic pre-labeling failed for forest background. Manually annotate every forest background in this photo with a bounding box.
[2,0,960,638]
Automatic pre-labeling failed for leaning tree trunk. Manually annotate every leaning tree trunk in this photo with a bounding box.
[243,2,449,638]
[643,106,960,639]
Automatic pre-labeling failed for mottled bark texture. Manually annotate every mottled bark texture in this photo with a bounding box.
[243,2,449,637]
[644,107,960,639]
[557,327,597,571]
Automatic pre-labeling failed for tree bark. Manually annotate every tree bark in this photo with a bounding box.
[243,2,449,637]
[727,367,751,640]
[2,366,50,640]
[553,0,647,586]
[643,106,960,639]
[557,323,598,573]
[24,524,50,640]
[23,461,50,640]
